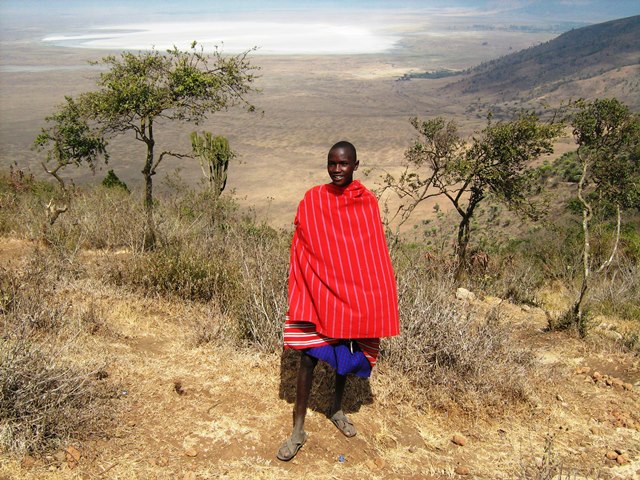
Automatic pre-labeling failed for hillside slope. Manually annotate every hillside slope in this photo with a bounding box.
[453,15,640,101]
[1,238,639,479]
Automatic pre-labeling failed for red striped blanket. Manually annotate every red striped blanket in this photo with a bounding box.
[286,180,400,340]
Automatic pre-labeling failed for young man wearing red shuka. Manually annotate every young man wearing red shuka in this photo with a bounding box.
[277,141,400,461]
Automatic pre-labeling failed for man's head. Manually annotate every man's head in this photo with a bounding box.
[327,141,359,188]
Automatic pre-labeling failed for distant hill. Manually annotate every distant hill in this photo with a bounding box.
[453,15,640,101]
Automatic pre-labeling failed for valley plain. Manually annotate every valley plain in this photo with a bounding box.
[1,18,563,226]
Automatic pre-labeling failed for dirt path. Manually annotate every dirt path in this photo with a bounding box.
[1,238,639,479]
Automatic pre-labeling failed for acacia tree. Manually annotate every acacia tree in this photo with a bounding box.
[34,96,108,224]
[383,112,562,277]
[566,98,640,335]
[37,42,257,249]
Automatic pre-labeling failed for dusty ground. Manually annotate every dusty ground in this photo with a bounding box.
[1,238,639,480]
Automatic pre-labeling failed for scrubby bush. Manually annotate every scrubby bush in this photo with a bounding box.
[380,246,534,412]
[102,185,291,351]
[0,266,113,454]
[107,240,243,306]
[230,222,290,351]
[0,167,57,239]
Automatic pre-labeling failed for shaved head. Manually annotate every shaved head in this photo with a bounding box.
[328,141,356,163]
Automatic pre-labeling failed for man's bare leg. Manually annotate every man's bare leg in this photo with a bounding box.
[292,352,317,437]
[277,352,317,460]
[329,373,356,437]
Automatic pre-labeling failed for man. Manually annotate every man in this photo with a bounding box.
[277,141,400,461]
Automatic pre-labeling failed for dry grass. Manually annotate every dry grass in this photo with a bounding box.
[0,262,114,454]
[0,170,639,480]
[381,247,534,413]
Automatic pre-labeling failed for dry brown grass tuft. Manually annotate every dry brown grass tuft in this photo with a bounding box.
[380,248,534,413]
[0,259,115,454]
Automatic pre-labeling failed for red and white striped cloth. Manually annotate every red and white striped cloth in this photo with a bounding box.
[284,180,399,358]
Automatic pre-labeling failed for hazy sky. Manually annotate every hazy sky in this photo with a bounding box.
[1,0,638,54]
[2,0,638,18]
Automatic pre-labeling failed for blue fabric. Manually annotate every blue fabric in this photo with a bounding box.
[306,341,372,378]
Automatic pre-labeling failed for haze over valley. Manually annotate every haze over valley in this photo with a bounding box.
[1,0,639,226]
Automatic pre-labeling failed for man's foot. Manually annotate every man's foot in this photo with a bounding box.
[330,410,356,437]
[276,432,308,461]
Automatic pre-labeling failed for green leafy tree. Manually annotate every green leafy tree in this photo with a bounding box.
[34,96,108,224]
[383,112,562,277]
[36,42,257,248]
[190,132,235,197]
[565,98,640,335]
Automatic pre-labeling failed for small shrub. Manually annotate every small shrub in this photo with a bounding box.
[547,306,594,338]
[231,222,290,351]
[107,240,243,306]
[382,246,533,412]
[519,433,605,479]
[0,268,113,454]
[101,169,129,192]
[44,186,147,252]
[0,334,110,453]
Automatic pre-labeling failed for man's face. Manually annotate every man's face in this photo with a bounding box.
[327,147,359,187]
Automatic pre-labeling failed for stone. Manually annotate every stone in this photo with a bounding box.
[65,445,81,463]
[592,371,603,382]
[375,458,386,469]
[452,434,467,446]
[589,426,601,435]
[365,460,376,471]
[603,330,623,341]
[156,456,169,467]
[575,366,591,375]
[606,450,619,460]
[622,383,633,391]
[611,377,624,388]
[454,465,470,475]
[616,454,629,465]
[456,288,475,301]
[184,448,198,458]
[556,394,564,402]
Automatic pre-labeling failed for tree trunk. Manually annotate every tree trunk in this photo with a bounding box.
[142,120,156,250]
[573,154,591,336]
[454,191,481,281]
[455,213,472,281]
[143,168,156,250]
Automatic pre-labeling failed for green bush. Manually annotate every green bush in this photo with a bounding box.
[102,169,129,192]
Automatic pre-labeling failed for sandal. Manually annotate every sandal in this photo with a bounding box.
[330,410,356,437]
[276,432,308,461]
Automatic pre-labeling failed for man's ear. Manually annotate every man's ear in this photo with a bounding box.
[354,160,360,170]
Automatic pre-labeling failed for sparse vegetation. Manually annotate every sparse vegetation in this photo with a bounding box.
[381,247,534,412]
[0,257,113,454]
[35,42,259,249]
[382,111,563,277]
